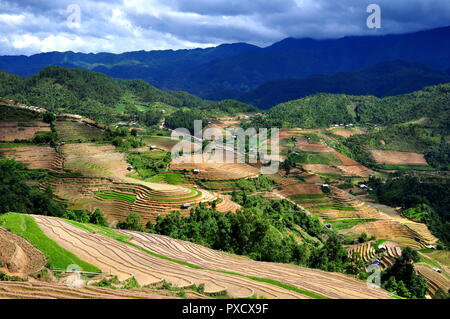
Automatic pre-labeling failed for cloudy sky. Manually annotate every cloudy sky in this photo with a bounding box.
[0,0,449,55]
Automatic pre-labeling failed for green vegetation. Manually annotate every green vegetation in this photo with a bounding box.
[149,195,364,276]
[69,217,327,299]
[381,247,428,299]
[369,176,450,247]
[0,213,99,272]
[0,271,25,282]
[289,151,342,165]
[96,191,137,203]
[127,150,171,179]
[375,164,434,171]
[0,158,66,217]
[146,172,186,185]
[328,219,377,231]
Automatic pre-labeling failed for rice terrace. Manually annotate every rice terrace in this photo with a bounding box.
[1,2,450,310]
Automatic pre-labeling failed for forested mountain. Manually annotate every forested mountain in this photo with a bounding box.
[0,66,257,123]
[239,61,450,109]
[1,27,450,100]
[251,83,450,129]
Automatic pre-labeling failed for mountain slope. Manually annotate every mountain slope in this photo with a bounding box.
[1,27,450,99]
[253,83,450,129]
[0,66,257,123]
[239,61,450,109]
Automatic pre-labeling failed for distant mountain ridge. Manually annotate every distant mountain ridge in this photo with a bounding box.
[239,61,450,109]
[1,26,450,100]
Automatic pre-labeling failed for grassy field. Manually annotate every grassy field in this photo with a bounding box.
[55,120,105,142]
[96,191,137,203]
[328,219,377,231]
[146,172,186,185]
[291,152,342,165]
[376,164,435,171]
[142,136,178,151]
[0,213,100,272]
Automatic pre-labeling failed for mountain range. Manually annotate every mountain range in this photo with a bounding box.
[239,61,450,109]
[1,26,450,101]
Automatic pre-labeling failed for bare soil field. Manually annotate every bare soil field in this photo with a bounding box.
[142,136,180,152]
[61,143,130,179]
[55,120,104,142]
[0,145,63,171]
[33,216,308,299]
[295,136,333,153]
[0,227,46,277]
[331,128,366,138]
[303,164,343,175]
[119,230,392,299]
[370,150,428,165]
[0,121,51,141]
[0,281,177,299]
[171,153,260,180]
[278,184,323,197]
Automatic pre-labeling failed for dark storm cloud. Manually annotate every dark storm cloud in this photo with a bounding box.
[0,0,449,55]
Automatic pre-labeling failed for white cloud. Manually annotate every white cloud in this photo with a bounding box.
[0,0,449,55]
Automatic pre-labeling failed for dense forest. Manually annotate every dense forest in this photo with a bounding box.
[250,83,450,129]
[0,66,257,124]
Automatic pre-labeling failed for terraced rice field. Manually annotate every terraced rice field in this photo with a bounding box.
[142,136,180,152]
[61,143,130,179]
[370,150,428,166]
[0,145,63,171]
[415,264,450,297]
[117,229,392,299]
[55,120,104,142]
[0,281,176,299]
[329,188,437,248]
[0,121,51,141]
[33,216,310,299]
[40,178,222,224]
[0,227,46,276]
[347,241,402,268]
[171,153,260,180]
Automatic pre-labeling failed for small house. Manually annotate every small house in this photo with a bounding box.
[181,203,191,209]
[193,169,200,174]
[150,145,157,150]
[322,184,330,188]
[433,267,442,273]
[127,166,134,171]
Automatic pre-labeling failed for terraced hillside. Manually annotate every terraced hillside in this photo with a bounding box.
[39,178,225,224]
[32,215,392,299]
[0,281,178,299]
[347,241,402,268]
[0,227,46,276]
[33,216,311,299]
[0,145,63,171]
[118,228,393,299]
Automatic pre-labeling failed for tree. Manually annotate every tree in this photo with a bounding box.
[117,212,143,231]
[89,209,108,226]
[381,247,427,298]
[42,112,56,123]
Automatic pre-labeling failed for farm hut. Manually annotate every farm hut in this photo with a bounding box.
[150,145,157,150]
[378,245,386,251]
[181,203,191,209]
[193,169,200,174]
[127,166,134,171]
[322,184,330,188]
